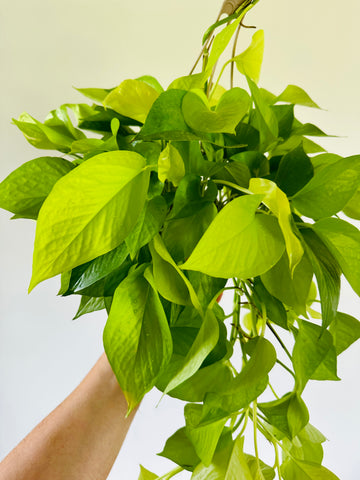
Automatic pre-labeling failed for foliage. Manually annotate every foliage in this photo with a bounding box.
[1,1,360,478]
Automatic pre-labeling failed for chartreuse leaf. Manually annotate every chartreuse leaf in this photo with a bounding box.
[104,79,159,123]
[158,143,185,186]
[312,218,360,297]
[73,296,107,319]
[301,228,341,328]
[137,75,164,94]
[125,196,168,259]
[103,266,172,412]
[139,90,199,141]
[329,311,360,355]
[343,187,360,219]
[149,235,202,311]
[234,29,264,84]
[291,155,360,218]
[249,178,304,273]
[246,455,275,480]
[292,320,339,393]
[29,151,150,291]
[276,85,320,108]
[75,87,114,103]
[281,458,340,480]
[185,404,227,467]
[253,278,288,330]
[259,392,309,439]
[159,427,200,471]
[138,465,158,480]
[0,157,74,219]
[261,252,313,316]
[164,308,219,395]
[275,145,314,196]
[224,436,253,480]
[205,337,276,413]
[182,88,250,134]
[181,195,285,279]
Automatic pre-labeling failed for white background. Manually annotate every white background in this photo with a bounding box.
[0,0,360,478]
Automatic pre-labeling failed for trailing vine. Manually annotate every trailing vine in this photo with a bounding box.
[1,1,360,479]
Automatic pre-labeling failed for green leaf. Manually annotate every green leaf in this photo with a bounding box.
[136,75,164,94]
[259,392,309,439]
[104,79,159,123]
[149,235,201,310]
[164,309,219,394]
[185,404,227,467]
[29,151,150,291]
[158,427,200,471]
[234,29,264,84]
[125,196,167,258]
[139,90,199,141]
[261,252,313,316]
[275,145,314,196]
[182,195,285,279]
[249,178,304,273]
[158,143,185,186]
[293,320,339,393]
[291,155,360,218]
[329,311,360,355]
[230,151,268,178]
[225,436,254,480]
[73,296,107,319]
[312,218,360,296]
[75,86,114,103]
[103,267,172,412]
[206,337,276,413]
[343,187,360,220]
[182,88,250,134]
[276,85,320,108]
[253,278,288,330]
[271,105,294,140]
[0,157,74,219]
[281,458,340,480]
[301,228,341,328]
[246,455,275,480]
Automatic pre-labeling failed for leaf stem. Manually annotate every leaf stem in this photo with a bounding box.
[157,466,184,480]
[266,321,293,362]
[276,359,296,379]
[252,401,261,470]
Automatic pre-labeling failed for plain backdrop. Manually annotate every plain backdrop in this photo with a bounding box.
[0,1,360,478]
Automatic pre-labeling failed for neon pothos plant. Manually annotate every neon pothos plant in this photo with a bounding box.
[1,0,360,478]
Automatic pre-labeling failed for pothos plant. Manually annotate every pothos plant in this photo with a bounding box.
[1,0,360,478]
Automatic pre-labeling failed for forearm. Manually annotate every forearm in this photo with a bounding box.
[0,353,137,480]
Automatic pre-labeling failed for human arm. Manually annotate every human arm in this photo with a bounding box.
[0,353,137,480]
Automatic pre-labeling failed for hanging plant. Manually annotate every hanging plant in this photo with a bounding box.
[1,0,360,478]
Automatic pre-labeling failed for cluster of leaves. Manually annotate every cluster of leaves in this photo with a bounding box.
[1,3,360,479]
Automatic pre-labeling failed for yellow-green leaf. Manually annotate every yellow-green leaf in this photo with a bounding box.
[235,29,264,84]
[158,143,185,186]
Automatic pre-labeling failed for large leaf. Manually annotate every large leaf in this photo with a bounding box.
[0,157,74,219]
[125,196,168,258]
[261,252,313,316]
[235,29,264,84]
[292,320,339,393]
[158,143,185,186]
[164,309,219,394]
[249,178,304,273]
[291,155,360,218]
[29,151,150,291]
[182,88,250,134]
[276,85,320,108]
[329,311,360,355]
[312,218,360,296]
[104,79,159,123]
[182,195,285,279]
[301,228,341,328]
[205,337,276,413]
[281,458,340,480]
[139,90,199,141]
[274,145,314,196]
[103,267,172,412]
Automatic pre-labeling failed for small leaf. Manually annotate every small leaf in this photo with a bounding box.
[329,311,360,355]
[182,195,285,279]
[75,86,114,103]
[73,296,106,319]
[182,88,250,134]
[253,278,288,330]
[342,187,360,220]
[104,79,159,123]
[275,145,314,196]
[292,320,339,393]
[235,29,265,84]
[158,143,185,186]
[29,151,149,291]
[281,458,340,480]
[249,178,304,273]
[312,218,360,297]
[158,427,200,471]
[291,155,360,219]
[103,267,172,412]
[276,85,320,108]
[0,157,74,219]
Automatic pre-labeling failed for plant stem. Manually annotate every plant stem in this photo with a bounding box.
[231,279,241,343]
[276,359,296,379]
[157,466,184,480]
[273,441,282,480]
[268,382,279,400]
[230,21,242,88]
[266,321,293,362]
[252,401,261,470]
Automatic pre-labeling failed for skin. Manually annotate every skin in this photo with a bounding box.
[0,353,137,480]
